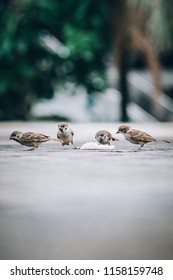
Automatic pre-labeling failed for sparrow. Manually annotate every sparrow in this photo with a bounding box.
[57,122,78,149]
[95,130,118,145]
[9,130,62,151]
[116,124,170,148]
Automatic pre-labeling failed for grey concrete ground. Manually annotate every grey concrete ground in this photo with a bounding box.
[0,122,173,260]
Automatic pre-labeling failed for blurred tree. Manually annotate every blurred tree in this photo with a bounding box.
[0,0,173,120]
[128,0,173,119]
[113,0,173,120]
[0,0,60,119]
[113,0,130,121]
[0,0,112,120]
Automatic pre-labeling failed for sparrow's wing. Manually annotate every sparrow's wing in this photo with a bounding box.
[33,133,50,142]
[141,132,155,142]
[57,130,61,137]
[130,130,154,142]
[22,132,49,143]
[21,132,36,143]
[107,132,112,141]
[70,129,74,136]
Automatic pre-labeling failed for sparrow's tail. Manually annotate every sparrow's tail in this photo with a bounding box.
[156,139,170,144]
[112,137,119,141]
[49,138,63,143]
[162,139,170,143]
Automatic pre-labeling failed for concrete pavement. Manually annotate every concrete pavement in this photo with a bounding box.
[0,122,173,259]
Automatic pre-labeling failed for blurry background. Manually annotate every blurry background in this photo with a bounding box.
[1,1,173,261]
[0,0,173,123]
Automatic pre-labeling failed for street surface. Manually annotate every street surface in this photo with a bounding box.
[0,122,173,259]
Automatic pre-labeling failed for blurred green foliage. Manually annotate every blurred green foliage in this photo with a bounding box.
[1,0,173,121]
[0,0,113,120]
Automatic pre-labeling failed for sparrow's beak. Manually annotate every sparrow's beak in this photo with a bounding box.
[9,135,12,140]
[116,130,120,134]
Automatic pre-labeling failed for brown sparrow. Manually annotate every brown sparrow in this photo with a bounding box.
[9,130,62,151]
[95,130,118,145]
[116,124,170,148]
[57,122,78,149]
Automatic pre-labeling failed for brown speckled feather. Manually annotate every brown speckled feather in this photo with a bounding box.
[20,132,50,144]
[129,129,155,143]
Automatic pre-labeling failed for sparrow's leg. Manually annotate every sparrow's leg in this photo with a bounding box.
[26,143,39,151]
[71,141,79,149]
[24,146,38,151]
[138,143,144,150]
